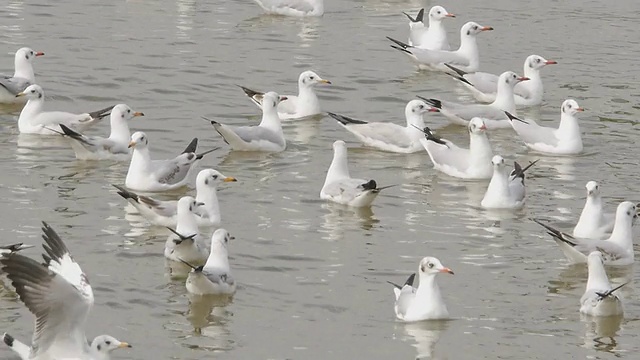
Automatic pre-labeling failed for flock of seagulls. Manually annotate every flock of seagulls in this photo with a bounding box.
[0,1,634,358]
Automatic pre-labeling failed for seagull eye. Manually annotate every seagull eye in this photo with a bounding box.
[105,341,111,345]
[595,185,598,190]
[472,26,478,30]
[309,76,315,80]
[212,175,218,179]
[31,89,35,93]
[427,262,434,268]
[437,11,441,14]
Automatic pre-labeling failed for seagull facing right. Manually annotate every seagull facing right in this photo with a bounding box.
[404,6,455,50]
[573,181,615,240]
[506,99,584,155]
[0,222,132,360]
[320,140,393,207]
[532,201,639,265]
[389,256,454,322]
[239,70,331,120]
[580,251,625,317]
[0,47,44,104]
[252,0,324,17]
[480,155,538,209]
[418,117,494,179]
[164,196,209,265]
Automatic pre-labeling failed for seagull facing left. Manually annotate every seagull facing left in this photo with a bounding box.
[580,251,625,317]
[16,84,114,135]
[125,132,216,192]
[320,140,394,207]
[0,47,44,104]
[481,155,538,209]
[389,256,454,322]
[0,222,132,360]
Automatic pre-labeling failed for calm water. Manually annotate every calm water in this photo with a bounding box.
[1,0,640,359]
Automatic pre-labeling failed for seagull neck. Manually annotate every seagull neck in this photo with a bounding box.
[586,259,611,291]
[14,59,34,81]
[457,34,479,69]
[491,81,517,114]
[415,273,443,302]
[469,133,493,162]
[195,187,221,224]
[176,209,199,236]
[130,147,152,173]
[323,147,350,188]
[108,117,131,145]
[609,216,633,250]
[259,108,283,132]
[486,167,510,198]
[298,86,320,114]
[18,98,44,132]
[577,196,602,223]
[406,113,426,139]
[557,113,580,138]
[427,18,445,36]
[205,245,230,270]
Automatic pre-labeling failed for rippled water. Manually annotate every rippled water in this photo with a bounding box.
[1,0,640,359]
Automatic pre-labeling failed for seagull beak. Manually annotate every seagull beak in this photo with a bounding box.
[133,111,144,117]
[439,267,454,275]
[428,107,440,112]
[319,79,331,85]
[223,177,237,182]
[518,76,530,82]
[15,92,26,97]
[279,96,288,101]
[445,13,455,17]
[128,141,136,148]
[480,26,493,31]
[196,202,205,206]
[118,342,132,348]
[545,60,557,65]
[576,107,585,112]
[35,51,45,57]
[479,124,487,130]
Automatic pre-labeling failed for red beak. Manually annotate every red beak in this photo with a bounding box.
[576,107,585,112]
[480,26,494,31]
[445,13,456,18]
[280,96,288,101]
[545,60,557,65]
[518,76,530,82]
[440,267,454,275]
[35,51,45,57]
[479,124,487,130]
[428,107,440,112]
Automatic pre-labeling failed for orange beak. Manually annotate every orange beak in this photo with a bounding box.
[576,107,585,112]
[440,267,454,275]
[481,26,493,31]
[479,124,487,130]
[133,112,144,117]
[545,60,557,65]
[280,96,288,101]
[518,76,530,82]
[35,51,44,57]
[428,107,440,112]
[445,13,456,17]
[128,141,136,148]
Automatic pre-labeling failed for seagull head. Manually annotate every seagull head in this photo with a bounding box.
[407,99,438,118]
[585,181,600,197]
[261,91,287,112]
[461,22,493,37]
[91,335,131,354]
[615,201,638,225]
[491,155,506,169]
[499,71,529,88]
[212,228,235,250]
[526,55,557,71]
[587,251,605,266]
[178,196,204,215]
[128,131,148,149]
[468,117,487,134]
[15,84,44,99]
[561,99,584,116]
[419,256,454,276]
[15,47,44,63]
[196,169,236,190]
[299,70,331,88]
[429,6,455,21]
[112,104,144,122]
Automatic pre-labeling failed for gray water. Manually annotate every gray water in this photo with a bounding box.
[0,0,639,359]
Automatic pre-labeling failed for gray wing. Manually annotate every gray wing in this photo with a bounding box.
[412,49,470,67]
[151,153,196,185]
[322,178,369,199]
[138,196,178,218]
[203,269,235,287]
[513,82,534,100]
[422,138,470,171]
[346,123,413,148]
[0,75,31,95]
[395,286,417,317]
[464,72,499,94]
[232,126,286,147]
[442,100,506,120]
[510,118,558,146]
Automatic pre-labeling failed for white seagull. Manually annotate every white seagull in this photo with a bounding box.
[125,132,215,192]
[16,84,113,135]
[239,70,331,120]
[445,55,557,106]
[206,91,287,152]
[532,201,639,265]
[327,99,437,153]
[573,181,615,240]
[113,169,236,228]
[481,155,538,209]
[252,0,323,17]
[420,71,529,129]
[58,104,144,160]
[180,228,237,296]
[387,21,493,72]
[320,140,393,207]
[580,251,626,317]
[404,6,455,50]
[506,99,584,155]
[0,47,44,104]
[418,117,494,179]
[389,256,454,322]
[0,222,132,360]
[164,196,209,265]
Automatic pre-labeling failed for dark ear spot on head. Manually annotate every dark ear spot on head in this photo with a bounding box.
[466,30,470,35]
[204,179,209,185]
[121,114,125,118]
[25,55,29,60]
[97,345,101,351]
[272,101,276,108]
[38,93,42,99]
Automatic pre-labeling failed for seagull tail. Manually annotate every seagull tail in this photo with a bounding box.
[596,282,628,300]
[3,333,30,359]
[504,111,528,124]
[182,138,198,154]
[443,63,468,77]
[326,112,368,125]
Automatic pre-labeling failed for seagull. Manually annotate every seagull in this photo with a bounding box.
[480,155,538,209]
[327,99,438,153]
[418,117,494,179]
[125,132,215,192]
[404,6,455,50]
[206,91,287,152]
[164,196,209,265]
[532,201,638,265]
[252,0,323,16]
[16,84,114,135]
[387,21,493,72]
[445,55,557,106]
[0,47,44,104]
[419,71,529,129]
[506,99,584,155]
[389,256,454,322]
[580,251,625,317]
[57,104,144,160]
[0,243,34,257]
[0,222,132,360]
[180,228,236,296]
[113,169,236,228]
[239,70,331,120]
[320,140,394,207]
[573,181,615,240]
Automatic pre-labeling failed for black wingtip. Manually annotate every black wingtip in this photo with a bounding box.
[111,184,138,202]
[166,227,197,242]
[416,96,442,109]
[3,333,14,347]
[195,147,219,160]
[237,85,262,98]
[596,282,628,300]
[59,124,80,137]
[530,218,577,247]
[88,104,116,120]
[327,112,368,125]
[415,8,425,22]
[182,138,198,154]
[201,116,219,125]
[404,273,416,287]
[361,180,378,191]
[443,63,468,77]
[504,111,527,124]
[414,125,449,147]
[386,36,411,49]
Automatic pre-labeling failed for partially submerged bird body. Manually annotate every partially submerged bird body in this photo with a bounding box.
[164,197,209,265]
[481,155,537,209]
[580,252,625,317]
[0,47,44,104]
[405,6,455,51]
[184,229,236,296]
